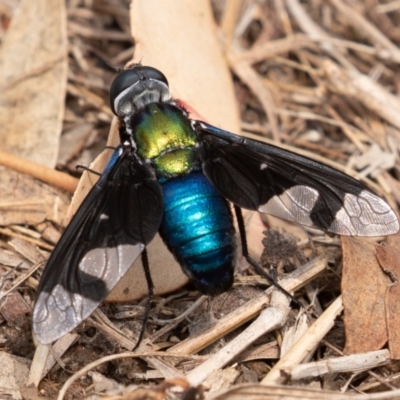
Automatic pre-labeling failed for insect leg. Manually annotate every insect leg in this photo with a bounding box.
[133,247,154,350]
[233,205,299,305]
[75,165,102,175]
[76,148,116,174]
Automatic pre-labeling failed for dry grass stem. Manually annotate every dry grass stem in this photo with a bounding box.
[262,296,344,384]
[288,349,391,381]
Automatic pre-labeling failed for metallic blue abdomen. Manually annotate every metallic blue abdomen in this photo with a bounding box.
[159,172,235,294]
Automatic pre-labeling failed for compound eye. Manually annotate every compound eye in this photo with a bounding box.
[109,66,169,114]
[142,66,169,87]
[110,69,140,105]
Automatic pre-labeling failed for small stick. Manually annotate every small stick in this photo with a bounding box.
[0,150,78,193]
[262,295,343,384]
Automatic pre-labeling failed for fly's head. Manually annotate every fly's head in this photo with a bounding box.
[110,65,171,118]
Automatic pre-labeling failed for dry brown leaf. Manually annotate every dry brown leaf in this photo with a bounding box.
[376,234,400,359]
[130,0,240,132]
[106,233,188,302]
[342,237,388,354]
[0,0,67,167]
[70,0,241,302]
[240,211,268,265]
[0,0,68,229]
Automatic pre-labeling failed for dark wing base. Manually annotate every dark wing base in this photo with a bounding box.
[195,121,399,237]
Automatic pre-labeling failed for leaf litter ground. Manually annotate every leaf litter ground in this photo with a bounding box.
[1,0,400,398]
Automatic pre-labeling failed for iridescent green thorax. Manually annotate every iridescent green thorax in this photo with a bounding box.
[132,103,198,177]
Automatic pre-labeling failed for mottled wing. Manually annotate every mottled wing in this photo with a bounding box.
[33,148,163,344]
[196,121,399,236]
